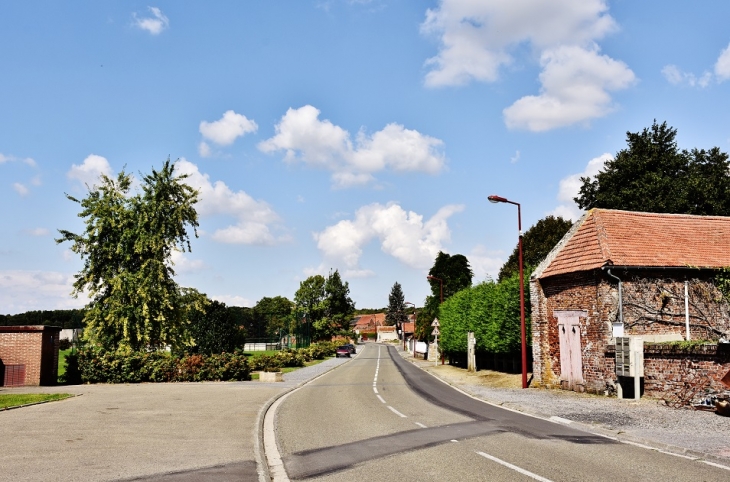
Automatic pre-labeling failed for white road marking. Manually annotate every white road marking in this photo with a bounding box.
[450,439,458,443]
[549,416,572,425]
[476,451,552,482]
[415,422,427,428]
[388,406,407,418]
[702,460,730,471]
[373,386,378,394]
[658,450,696,460]
[377,395,386,404]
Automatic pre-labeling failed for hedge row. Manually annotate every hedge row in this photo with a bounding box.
[62,341,342,384]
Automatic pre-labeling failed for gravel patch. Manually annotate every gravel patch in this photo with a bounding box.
[397,348,730,461]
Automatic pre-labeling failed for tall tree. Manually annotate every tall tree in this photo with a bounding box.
[385,282,408,332]
[253,296,295,338]
[294,270,355,340]
[498,215,573,282]
[575,121,730,215]
[188,299,244,355]
[56,159,201,351]
[416,252,474,341]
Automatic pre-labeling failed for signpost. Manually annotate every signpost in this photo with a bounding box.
[431,318,440,365]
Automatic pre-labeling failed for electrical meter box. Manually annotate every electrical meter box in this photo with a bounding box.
[615,336,644,377]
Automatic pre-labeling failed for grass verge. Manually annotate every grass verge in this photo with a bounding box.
[250,357,330,380]
[0,393,73,410]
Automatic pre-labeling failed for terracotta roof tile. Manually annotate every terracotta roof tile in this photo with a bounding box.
[540,209,730,278]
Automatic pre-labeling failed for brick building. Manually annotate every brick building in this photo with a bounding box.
[0,325,61,386]
[530,209,730,398]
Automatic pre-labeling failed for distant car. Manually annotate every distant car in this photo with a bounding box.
[335,346,351,358]
[343,343,356,354]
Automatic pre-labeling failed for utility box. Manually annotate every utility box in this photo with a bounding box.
[615,336,644,377]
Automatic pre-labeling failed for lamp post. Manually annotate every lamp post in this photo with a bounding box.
[404,301,416,352]
[488,194,528,389]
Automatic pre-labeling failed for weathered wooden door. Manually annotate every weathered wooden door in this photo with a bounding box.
[556,311,585,391]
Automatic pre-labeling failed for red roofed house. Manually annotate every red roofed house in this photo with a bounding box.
[353,313,386,340]
[531,209,730,399]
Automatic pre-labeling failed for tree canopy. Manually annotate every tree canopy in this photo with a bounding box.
[575,121,730,215]
[252,296,294,339]
[56,159,202,352]
[294,270,355,340]
[188,298,245,355]
[385,282,408,332]
[498,215,573,282]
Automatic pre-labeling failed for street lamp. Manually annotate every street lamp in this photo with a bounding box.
[404,301,416,352]
[488,194,528,389]
[427,275,443,304]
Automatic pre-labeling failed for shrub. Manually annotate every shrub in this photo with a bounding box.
[59,339,72,350]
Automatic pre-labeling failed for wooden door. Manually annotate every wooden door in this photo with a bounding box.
[556,311,585,391]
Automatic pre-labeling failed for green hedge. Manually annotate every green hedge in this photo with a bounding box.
[63,341,342,383]
[440,271,530,355]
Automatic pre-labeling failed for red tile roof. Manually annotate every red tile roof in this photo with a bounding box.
[539,209,730,278]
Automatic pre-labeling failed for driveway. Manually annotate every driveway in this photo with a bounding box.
[0,382,283,481]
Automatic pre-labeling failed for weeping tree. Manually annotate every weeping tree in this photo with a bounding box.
[57,159,204,352]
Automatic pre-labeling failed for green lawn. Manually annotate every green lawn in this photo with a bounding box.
[0,393,72,410]
[57,348,73,382]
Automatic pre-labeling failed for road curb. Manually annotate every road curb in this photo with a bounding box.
[394,347,730,469]
[254,352,358,481]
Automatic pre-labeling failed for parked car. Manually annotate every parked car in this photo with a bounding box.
[343,343,356,354]
[335,346,351,358]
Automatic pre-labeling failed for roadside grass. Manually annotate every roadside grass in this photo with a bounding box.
[250,357,329,380]
[0,393,72,410]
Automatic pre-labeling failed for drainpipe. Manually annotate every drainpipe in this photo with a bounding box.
[684,280,690,341]
[605,268,624,399]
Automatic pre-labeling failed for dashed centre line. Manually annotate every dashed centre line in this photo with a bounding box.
[476,451,553,482]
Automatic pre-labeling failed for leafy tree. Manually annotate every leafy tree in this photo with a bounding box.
[576,121,730,215]
[56,159,201,352]
[294,270,355,340]
[415,252,474,341]
[498,215,573,282]
[188,299,244,355]
[385,282,408,332]
[253,296,295,338]
[428,251,473,301]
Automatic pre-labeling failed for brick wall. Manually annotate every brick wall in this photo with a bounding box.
[0,331,43,386]
[0,326,61,386]
[531,269,730,398]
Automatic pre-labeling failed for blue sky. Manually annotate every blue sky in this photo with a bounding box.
[2,1,730,314]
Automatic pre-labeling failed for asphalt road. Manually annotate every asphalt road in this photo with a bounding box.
[273,343,730,481]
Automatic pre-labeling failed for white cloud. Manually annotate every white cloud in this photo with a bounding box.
[662,64,712,88]
[510,150,520,164]
[25,228,49,237]
[0,153,9,164]
[313,202,464,271]
[259,105,445,188]
[13,183,29,196]
[67,154,113,188]
[551,153,612,220]
[199,110,258,146]
[0,153,36,166]
[198,141,211,158]
[211,294,253,307]
[422,0,633,131]
[169,249,205,274]
[503,45,635,131]
[716,43,730,82]
[0,270,85,313]
[175,159,283,245]
[468,244,504,281]
[133,6,169,35]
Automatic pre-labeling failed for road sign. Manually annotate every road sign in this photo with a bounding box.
[431,327,440,336]
[431,318,440,327]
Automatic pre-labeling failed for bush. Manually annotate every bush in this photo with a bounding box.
[74,347,251,383]
[59,339,72,350]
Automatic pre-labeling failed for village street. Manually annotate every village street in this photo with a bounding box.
[270,343,730,481]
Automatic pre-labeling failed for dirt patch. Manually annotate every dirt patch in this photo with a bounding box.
[425,365,524,389]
